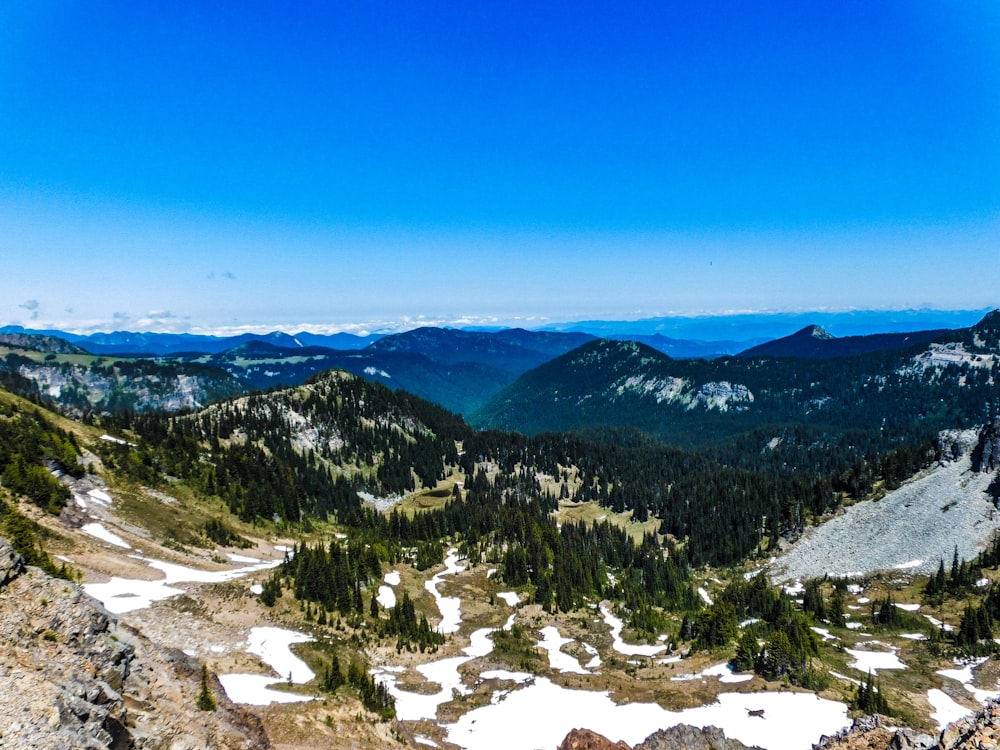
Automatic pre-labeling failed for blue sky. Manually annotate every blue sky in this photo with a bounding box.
[2,1,998,334]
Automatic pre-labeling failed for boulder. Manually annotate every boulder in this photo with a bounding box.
[558,728,630,750]
[0,538,27,588]
[636,724,765,750]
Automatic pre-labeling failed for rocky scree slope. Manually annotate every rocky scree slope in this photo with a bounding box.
[0,537,269,749]
[772,426,1000,582]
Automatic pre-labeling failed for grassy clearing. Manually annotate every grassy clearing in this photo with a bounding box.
[553,499,660,543]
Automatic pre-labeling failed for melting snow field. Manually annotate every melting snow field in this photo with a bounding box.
[938,659,1000,704]
[81,522,131,549]
[377,569,401,608]
[496,591,520,606]
[83,553,282,614]
[424,549,465,634]
[927,689,973,731]
[670,663,754,684]
[539,626,589,675]
[845,647,907,674]
[374,623,500,721]
[600,603,667,657]
[444,681,850,750]
[219,626,316,706]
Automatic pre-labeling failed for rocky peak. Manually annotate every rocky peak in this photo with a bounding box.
[801,325,835,340]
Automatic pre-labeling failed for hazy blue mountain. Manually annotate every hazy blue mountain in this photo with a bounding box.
[604,333,760,359]
[367,327,596,372]
[0,326,381,356]
[542,308,989,341]
[173,341,518,416]
[737,325,947,358]
[291,331,383,349]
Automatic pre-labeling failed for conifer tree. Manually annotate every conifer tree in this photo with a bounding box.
[196,664,217,711]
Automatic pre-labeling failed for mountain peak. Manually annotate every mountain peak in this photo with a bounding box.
[796,325,834,340]
[973,309,1000,329]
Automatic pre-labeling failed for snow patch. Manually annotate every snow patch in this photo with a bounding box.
[82,522,131,549]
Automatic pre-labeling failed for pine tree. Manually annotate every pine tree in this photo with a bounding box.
[196,664,217,711]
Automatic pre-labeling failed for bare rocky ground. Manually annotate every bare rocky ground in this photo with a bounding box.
[772,448,1000,584]
[0,539,269,750]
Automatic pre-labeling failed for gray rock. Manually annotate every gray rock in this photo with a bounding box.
[973,418,1000,474]
[0,538,27,588]
[636,724,765,750]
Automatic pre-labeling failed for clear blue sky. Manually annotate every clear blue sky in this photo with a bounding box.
[2,1,998,334]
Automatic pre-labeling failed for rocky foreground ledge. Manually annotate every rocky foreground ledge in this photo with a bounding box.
[560,701,1000,750]
[0,538,269,749]
[558,725,765,750]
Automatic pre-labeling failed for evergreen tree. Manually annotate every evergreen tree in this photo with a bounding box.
[196,664,217,712]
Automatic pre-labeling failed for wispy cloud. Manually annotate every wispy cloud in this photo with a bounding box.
[18,299,40,320]
[207,270,237,280]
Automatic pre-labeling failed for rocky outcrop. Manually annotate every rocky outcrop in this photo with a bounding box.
[557,725,764,750]
[636,724,765,750]
[813,715,935,750]
[936,429,981,464]
[0,536,269,749]
[972,418,1000,474]
[558,728,631,750]
[940,699,1000,749]
[814,703,1000,750]
[0,537,27,587]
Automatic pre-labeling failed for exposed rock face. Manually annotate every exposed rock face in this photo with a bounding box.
[1,537,27,587]
[814,703,1000,750]
[940,699,1000,749]
[558,728,631,750]
[972,418,1000,474]
[813,715,934,750]
[0,536,269,749]
[557,725,764,750]
[636,724,766,750]
[937,429,981,464]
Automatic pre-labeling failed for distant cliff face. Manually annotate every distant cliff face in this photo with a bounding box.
[972,418,1000,474]
[0,538,269,749]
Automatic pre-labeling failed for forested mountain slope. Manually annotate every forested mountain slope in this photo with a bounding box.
[474,311,1000,446]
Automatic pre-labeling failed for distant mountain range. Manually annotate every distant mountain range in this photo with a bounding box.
[2,310,995,422]
[0,326,380,355]
[541,307,991,340]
